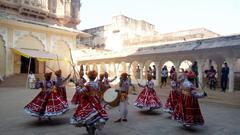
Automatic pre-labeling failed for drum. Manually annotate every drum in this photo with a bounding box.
[103,88,119,107]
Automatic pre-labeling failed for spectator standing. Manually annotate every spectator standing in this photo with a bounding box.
[191,61,199,88]
[152,65,156,80]
[221,62,229,92]
[206,66,217,90]
[160,65,168,88]
[28,71,35,89]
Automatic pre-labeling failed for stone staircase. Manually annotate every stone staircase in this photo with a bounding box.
[0,74,44,87]
[0,74,28,87]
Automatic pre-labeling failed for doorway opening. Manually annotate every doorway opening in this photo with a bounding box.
[20,56,36,73]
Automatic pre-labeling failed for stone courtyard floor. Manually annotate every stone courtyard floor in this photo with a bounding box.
[0,85,239,135]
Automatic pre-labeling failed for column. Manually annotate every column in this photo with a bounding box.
[114,63,119,77]
[100,63,105,73]
[197,59,205,87]
[172,60,181,75]
[154,62,160,86]
[97,64,101,75]
[225,57,236,92]
[127,63,131,75]
[139,63,144,80]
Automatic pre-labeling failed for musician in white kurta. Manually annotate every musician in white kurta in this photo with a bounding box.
[115,73,130,122]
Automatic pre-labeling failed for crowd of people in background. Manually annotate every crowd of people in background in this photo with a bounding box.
[141,60,230,92]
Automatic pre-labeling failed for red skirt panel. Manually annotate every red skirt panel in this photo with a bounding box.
[172,93,204,126]
[163,90,179,113]
[134,88,162,110]
[71,95,108,126]
[71,91,81,105]
[24,90,69,117]
[56,86,67,102]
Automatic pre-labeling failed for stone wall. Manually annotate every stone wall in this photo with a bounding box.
[0,0,81,28]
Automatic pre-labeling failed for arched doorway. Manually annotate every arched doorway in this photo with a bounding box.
[144,60,155,80]
[130,61,140,79]
[14,35,45,74]
[162,61,175,76]
[179,60,192,72]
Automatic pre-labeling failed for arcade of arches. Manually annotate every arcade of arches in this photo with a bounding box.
[76,35,240,92]
[79,58,240,92]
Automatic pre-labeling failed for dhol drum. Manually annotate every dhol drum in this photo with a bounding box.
[103,88,120,107]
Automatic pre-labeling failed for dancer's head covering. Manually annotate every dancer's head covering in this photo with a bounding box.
[79,71,84,77]
[44,72,52,81]
[121,73,128,79]
[147,74,152,80]
[104,72,109,78]
[87,70,98,80]
[55,69,62,76]
[99,73,104,79]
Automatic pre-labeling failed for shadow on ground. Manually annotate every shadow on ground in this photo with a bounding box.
[24,117,70,127]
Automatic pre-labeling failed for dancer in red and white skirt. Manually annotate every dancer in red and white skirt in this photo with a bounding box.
[24,72,69,120]
[70,70,108,135]
[134,74,162,111]
[54,69,71,103]
[71,71,87,105]
[163,70,179,114]
[172,72,207,127]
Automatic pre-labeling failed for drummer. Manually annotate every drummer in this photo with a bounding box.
[114,73,130,123]
[102,72,117,108]
[103,72,117,90]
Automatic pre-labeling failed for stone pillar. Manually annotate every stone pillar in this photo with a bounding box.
[114,63,119,77]
[7,28,13,76]
[83,64,86,76]
[172,60,181,75]
[89,64,93,71]
[216,60,223,88]
[154,62,160,86]
[127,63,131,75]
[71,0,81,19]
[64,0,71,17]
[139,63,144,80]
[197,59,205,87]
[100,63,105,73]
[225,58,236,92]
[97,64,101,75]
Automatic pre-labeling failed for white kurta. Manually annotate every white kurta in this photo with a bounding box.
[119,79,130,119]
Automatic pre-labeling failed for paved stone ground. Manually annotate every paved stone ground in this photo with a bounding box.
[0,85,239,135]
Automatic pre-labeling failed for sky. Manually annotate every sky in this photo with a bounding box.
[77,0,240,35]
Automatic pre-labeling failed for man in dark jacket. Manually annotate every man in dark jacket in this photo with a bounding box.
[221,63,229,92]
[191,61,199,88]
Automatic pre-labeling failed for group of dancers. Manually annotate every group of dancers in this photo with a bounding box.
[24,68,207,135]
[163,69,207,127]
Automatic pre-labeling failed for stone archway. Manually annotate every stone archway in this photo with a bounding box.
[179,60,193,72]
[117,61,127,77]
[130,61,141,79]
[144,60,155,79]
[49,40,71,76]
[0,36,6,77]
[108,63,116,78]
[14,35,45,74]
